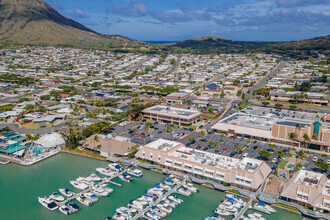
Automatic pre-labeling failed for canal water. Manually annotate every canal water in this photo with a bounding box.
[0,154,303,220]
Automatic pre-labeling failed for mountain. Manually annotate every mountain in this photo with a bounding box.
[0,0,143,50]
[169,35,330,57]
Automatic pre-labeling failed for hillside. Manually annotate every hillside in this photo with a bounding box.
[169,35,330,57]
[0,0,144,50]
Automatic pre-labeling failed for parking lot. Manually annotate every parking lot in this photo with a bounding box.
[111,121,329,176]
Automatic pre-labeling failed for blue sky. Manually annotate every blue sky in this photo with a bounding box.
[46,0,330,41]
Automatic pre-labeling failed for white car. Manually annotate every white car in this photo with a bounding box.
[312,157,317,162]
[272,158,277,163]
[327,160,330,165]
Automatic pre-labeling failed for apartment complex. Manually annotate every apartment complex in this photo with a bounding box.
[280,170,330,215]
[135,139,272,191]
[142,105,201,126]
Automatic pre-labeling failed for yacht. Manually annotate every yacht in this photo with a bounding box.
[119,174,133,183]
[253,201,276,214]
[214,208,231,216]
[68,203,80,213]
[99,184,114,194]
[92,187,109,197]
[76,195,93,206]
[146,210,161,220]
[177,187,192,196]
[130,200,144,210]
[154,208,168,218]
[184,183,199,193]
[38,197,58,211]
[108,163,122,172]
[156,203,172,214]
[84,192,98,202]
[49,192,65,202]
[168,195,183,204]
[205,213,225,220]
[59,188,75,197]
[112,212,126,220]
[163,178,175,186]
[247,213,266,220]
[96,167,116,177]
[86,173,102,182]
[126,168,143,177]
[127,205,138,213]
[147,187,163,197]
[59,205,71,215]
[70,177,89,190]
[164,199,178,208]
[159,182,171,191]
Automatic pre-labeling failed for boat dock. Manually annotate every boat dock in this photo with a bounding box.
[0,159,11,165]
[233,196,254,220]
[108,181,122,187]
[131,176,188,220]
[57,168,128,207]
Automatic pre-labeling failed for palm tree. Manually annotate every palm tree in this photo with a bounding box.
[289,132,297,149]
[93,135,100,150]
[303,134,310,149]
[295,123,301,146]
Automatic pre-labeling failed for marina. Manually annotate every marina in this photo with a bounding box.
[0,153,304,220]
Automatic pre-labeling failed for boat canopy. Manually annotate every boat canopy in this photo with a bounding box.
[155,185,161,188]
[258,201,265,206]
[227,197,236,202]
[165,178,174,183]
[115,165,121,169]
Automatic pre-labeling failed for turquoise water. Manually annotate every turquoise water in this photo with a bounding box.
[0,154,303,220]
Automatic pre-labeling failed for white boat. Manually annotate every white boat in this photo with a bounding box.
[49,192,65,202]
[70,177,89,190]
[59,205,71,215]
[168,195,183,204]
[215,208,231,216]
[86,173,102,182]
[205,213,224,220]
[119,174,133,183]
[159,182,171,191]
[185,183,199,192]
[92,187,109,197]
[142,195,155,203]
[127,168,143,177]
[59,188,75,197]
[177,187,192,196]
[163,177,176,186]
[96,167,116,177]
[99,184,114,194]
[156,203,172,214]
[84,192,98,202]
[127,205,138,213]
[247,213,266,220]
[115,207,131,219]
[136,197,149,206]
[253,202,276,214]
[131,200,144,210]
[68,203,80,213]
[154,208,168,218]
[146,210,161,220]
[164,199,178,208]
[112,212,126,220]
[76,195,93,206]
[38,197,58,211]
[147,187,163,196]
[108,163,122,172]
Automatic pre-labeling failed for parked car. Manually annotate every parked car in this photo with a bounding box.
[312,157,318,162]
[196,146,202,150]
[253,145,258,150]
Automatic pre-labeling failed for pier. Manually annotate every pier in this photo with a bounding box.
[233,196,254,220]
[131,176,188,220]
[57,168,128,207]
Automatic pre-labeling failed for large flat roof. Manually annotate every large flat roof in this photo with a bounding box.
[143,105,201,119]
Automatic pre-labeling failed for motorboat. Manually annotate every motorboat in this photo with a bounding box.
[163,178,175,186]
[68,203,80,213]
[84,192,98,202]
[96,167,116,177]
[159,182,171,191]
[86,173,102,182]
[156,203,172,214]
[126,168,143,177]
[146,210,161,220]
[59,188,75,197]
[59,205,71,215]
[142,194,155,203]
[164,199,178,208]
[38,197,58,211]
[184,183,199,193]
[153,208,168,218]
[70,177,90,190]
[76,195,93,206]
[92,187,109,197]
[205,213,224,220]
[136,197,149,206]
[247,213,266,220]
[127,205,138,213]
[168,195,183,204]
[112,212,126,220]
[49,192,65,202]
[119,174,133,183]
[214,208,231,216]
[99,184,114,194]
[177,187,192,196]
[108,163,122,172]
[131,200,144,210]
[115,207,131,219]
[147,187,163,197]
[253,201,276,214]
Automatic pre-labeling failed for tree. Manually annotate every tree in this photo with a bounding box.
[315,160,329,170]
[208,107,215,113]
[277,150,284,159]
[275,103,283,108]
[259,150,272,159]
[93,135,100,150]
[127,144,140,158]
[289,132,297,148]
[303,134,310,148]
[289,105,297,110]
[262,101,270,107]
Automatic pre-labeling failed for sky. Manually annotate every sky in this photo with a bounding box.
[46,0,330,42]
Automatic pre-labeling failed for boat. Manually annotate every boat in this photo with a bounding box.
[147,187,163,196]
[127,205,138,213]
[131,200,144,210]
[185,183,199,192]
[153,208,168,218]
[214,208,231,216]
[142,194,155,203]
[164,199,178,208]
[68,203,80,213]
[205,213,224,220]
[119,174,133,183]
[177,187,192,196]
[96,167,116,177]
[126,168,143,177]
[84,192,98,202]
[156,203,172,214]
[59,205,71,215]
[168,195,183,204]
[59,188,75,197]
[159,182,171,191]
[76,195,93,206]
[146,210,161,220]
[92,187,109,197]
[70,177,89,190]
[115,207,131,219]
[253,201,276,214]
[163,178,175,186]
[38,197,58,211]
[112,212,126,220]
[247,213,266,220]
[99,184,114,194]
[108,163,122,172]
[86,173,102,182]
[49,192,65,202]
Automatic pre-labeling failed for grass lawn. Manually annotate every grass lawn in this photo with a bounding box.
[294,164,302,172]
[278,160,288,169]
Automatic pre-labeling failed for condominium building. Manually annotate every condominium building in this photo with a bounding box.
[135,139,272,191]
[142,105,201,126]
[280,170,330,215]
